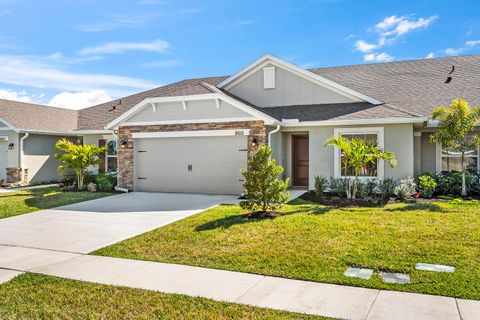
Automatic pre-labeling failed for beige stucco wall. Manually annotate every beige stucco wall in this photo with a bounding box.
[281,123,415,189]
[227,63,360,108]
[419,132,437,174]
[125,100,252,123]
[23,134,69,184]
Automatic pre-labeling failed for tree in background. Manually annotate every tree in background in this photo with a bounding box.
[324,136,397,199]
[240,145,290,216]
[55,139,106,190]
[430,99,480,196]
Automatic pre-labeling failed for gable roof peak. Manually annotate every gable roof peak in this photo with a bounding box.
[217,53,383,105]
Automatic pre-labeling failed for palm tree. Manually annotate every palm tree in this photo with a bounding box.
[324,136,397,199]
[430,99,480,196]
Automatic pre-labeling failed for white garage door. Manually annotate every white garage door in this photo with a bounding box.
[135,135,248,195]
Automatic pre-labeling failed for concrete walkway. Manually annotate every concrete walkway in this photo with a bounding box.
[0,245,478,320]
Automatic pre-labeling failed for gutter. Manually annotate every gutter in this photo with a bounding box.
[268,123,281,148]
[19,133,29,184]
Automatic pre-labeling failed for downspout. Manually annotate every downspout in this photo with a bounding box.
[268,123,281,149]
[19,133,29,184]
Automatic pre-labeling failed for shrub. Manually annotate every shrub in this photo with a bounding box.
[435,171,479,196]
[314,176,328,198]
[394,177,417,200]
[364,179,379,198]
[240,145,290,213]
[418,174,437,198]
[96,173,117,192]
[379,178,397,199]
[328,177,346,197]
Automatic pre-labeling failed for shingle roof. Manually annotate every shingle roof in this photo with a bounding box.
[0,99,78,132]
[310,54,480,118]
[76,76,225,130]
[255,102,418,122]
[1,54,479,131]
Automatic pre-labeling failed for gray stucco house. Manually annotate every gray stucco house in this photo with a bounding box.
[1,54,479,194]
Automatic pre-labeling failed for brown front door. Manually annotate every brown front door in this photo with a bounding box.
[292,135,309,186]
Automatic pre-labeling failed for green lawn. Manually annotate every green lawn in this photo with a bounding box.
[0,187,113,219]
[0,273,325,320]
[95,199,480,300]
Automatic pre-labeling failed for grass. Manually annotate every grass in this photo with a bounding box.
[0,273,326,319]
[95,199,480,300]
[0,187,113,219]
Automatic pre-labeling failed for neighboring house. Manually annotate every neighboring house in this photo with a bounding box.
[1,54,479,193]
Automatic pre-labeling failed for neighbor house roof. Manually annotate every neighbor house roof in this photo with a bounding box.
[1,54,479,132]
[0,99,78,132]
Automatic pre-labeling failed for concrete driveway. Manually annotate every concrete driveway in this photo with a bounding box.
[0,192,237,254]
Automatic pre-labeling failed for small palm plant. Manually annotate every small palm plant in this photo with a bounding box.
[324,136,397,199]
[55,139,106,190]
[430,99,480,196]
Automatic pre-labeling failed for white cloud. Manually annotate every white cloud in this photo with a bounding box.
[375,15,437,37]
[0,89,35,103]
[142,60,183,68]
[465,40,480,47]
[49,90,112,110]
[80,39,170,55]
[0,54,158,97]
[73,14,151,32]
[426,52,435,58]
[355,40,379,53]
[363,52,394,62]
[444,48,463,55]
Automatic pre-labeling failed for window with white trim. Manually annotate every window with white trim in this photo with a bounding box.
[106,140,118,173]
[440,144,479,173]
[333,127,385,179]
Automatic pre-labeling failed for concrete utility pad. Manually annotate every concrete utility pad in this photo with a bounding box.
[415,263,455,273]
[0,192,237,253]
[381,272,410,284]
[344,267,373,280]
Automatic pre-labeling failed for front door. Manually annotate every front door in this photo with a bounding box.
[292,135,309,186]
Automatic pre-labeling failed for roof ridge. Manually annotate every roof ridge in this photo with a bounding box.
[383,103,423,117]
[308,53,480,72]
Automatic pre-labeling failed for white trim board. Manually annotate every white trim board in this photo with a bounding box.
[218,54,383,105]
[105,93,278,129]
[281,117,427,127]
[0,116,18,132]
[132,129,251,139]
[333,127,385,180]
[122,117,258,127]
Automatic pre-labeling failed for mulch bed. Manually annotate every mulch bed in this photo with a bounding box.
[300,191,391,207]
[244,211,284,219]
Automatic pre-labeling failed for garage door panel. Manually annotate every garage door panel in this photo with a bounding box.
[135,135,247,195]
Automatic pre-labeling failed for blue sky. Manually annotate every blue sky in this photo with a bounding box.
[0,0,479,109]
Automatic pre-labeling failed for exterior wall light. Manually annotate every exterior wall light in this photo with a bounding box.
[8,143,14,150]
[121,139,128,148]
[251,138,258,147]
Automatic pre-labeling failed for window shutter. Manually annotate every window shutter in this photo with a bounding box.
[98,139,106,173]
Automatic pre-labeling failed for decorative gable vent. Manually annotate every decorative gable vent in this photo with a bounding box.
[263,66,276,89]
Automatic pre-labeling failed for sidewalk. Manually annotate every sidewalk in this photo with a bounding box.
[0,245,478,320]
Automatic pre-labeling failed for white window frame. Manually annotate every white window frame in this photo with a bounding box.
[435,143,480,172]
[333,127,385,180]
[105,139,118,173]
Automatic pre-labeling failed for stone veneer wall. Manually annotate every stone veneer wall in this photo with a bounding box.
[117,121,267,190]
[6,168,28,184]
